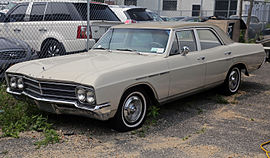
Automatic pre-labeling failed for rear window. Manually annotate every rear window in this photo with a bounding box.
[126,8,153,21]
[45,2,72,21]
[74,3,120,21]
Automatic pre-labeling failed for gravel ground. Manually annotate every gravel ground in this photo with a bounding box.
[1,63,270,158]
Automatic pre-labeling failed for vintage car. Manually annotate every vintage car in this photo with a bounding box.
[5,22,265,131]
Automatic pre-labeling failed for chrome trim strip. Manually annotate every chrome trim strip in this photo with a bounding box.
[7,87,110,111]
[136,71,170,80]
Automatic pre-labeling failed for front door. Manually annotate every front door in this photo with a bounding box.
[168,29,206,96]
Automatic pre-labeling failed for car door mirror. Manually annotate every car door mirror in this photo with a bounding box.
[0,14,6,22]
[181,46,190,56]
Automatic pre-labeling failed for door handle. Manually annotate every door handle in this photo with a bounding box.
[224,51,232,55]
[39,28,47,32]
[14,28,21,32]
[197,56,205,61]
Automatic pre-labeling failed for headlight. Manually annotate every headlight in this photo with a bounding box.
[10,77,17,88]
[17,77,24,89]
[77,89,86,103]
[76,87,95,105]
[86,91,95,104]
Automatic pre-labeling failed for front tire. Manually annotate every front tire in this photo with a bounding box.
[222,67,241,95]
[111,88,148,132]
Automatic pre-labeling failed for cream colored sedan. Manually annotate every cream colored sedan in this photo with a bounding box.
[5,22,265,131]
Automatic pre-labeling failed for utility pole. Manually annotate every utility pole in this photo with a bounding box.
[87,0,91,51]
[227,0,231,18]
[157,0,161,16]
[200,0,204,17]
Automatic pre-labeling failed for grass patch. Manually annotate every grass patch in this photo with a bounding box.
[213,95,229,104]
[0,84,60,147]
[131,105,160,137]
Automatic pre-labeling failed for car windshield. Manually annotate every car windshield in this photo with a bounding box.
[93,28,170,54]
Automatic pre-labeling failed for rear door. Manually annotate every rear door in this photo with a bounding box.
[196,28,232,85]
[23,2,47,51]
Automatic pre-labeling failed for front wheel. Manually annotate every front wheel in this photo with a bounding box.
[222,67,241,95]
[111,88,148,132]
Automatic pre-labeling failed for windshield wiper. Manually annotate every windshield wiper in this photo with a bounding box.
[116,48,138,52]
[116,48,144,55]
[93,47,108,50]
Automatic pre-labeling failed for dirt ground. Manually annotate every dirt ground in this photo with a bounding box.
[1,63,270,158]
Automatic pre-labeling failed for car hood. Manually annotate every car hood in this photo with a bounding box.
[0,38,28,51]
[7,50,159,84]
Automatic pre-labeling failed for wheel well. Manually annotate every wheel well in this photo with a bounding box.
[124,84,159,106]
[232,63,249,76]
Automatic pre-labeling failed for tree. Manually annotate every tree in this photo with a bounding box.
[244,0,254,42]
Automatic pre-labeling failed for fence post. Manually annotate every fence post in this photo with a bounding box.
[87,0,91,51]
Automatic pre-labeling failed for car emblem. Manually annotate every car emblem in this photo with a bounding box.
[9,52,17,58]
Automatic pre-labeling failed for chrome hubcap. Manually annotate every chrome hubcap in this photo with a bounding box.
[229,69,239,92]
[48,45,60,57]
[123,95,143,124]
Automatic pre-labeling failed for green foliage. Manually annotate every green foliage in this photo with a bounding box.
[266,23,270,29]
[35,129,60,149]
[148,105,160,119]
[0,85,60,147]
[213,95,229,104]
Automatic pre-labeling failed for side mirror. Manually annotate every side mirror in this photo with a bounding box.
[181,46,190,56]
[0,13,6,22]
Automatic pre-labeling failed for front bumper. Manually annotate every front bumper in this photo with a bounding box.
[7,87,114,121]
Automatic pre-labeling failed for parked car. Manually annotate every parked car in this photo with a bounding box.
[109,5,153,23]
[146,10,163,22]
[180,17,201,22]
[160,16,172,21]
[0,2,16,14]
[0,2,122,58]
[230,15,266,38]
[0,37,36,80]
[170,16,186,21]
[5,22,265,131]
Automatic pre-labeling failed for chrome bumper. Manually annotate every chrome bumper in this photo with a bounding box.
[7,87,114,121]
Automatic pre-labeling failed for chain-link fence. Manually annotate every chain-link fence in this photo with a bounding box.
[0,0,124,81]
[0,0,270,82]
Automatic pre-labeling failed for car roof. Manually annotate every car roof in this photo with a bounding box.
[112,22,234,45]
[112,21,214,29]
[12,0,108,5]
[109,5,145,9]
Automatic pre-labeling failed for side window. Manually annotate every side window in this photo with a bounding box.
[30,3,46,21]
[197,29,222,50]
[176,30,197,52]
[7,5,28,22]
[73,3,119,21]
[44,2,72,21]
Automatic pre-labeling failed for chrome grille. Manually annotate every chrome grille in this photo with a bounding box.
[0,51,27,60]
[23,77,77,101]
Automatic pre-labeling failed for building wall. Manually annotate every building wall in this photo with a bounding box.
[114,0,266,18]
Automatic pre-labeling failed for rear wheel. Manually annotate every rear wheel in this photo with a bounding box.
[222,67,241,95]
[111,88,148,132]
[40,40,65,58]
